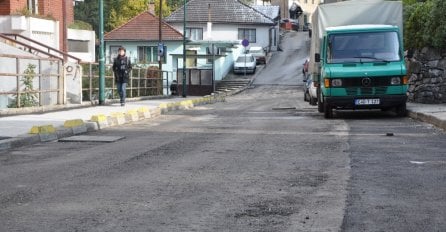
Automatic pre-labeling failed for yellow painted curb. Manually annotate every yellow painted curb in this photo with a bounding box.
[110,112,125,118]
[91,114,107,122]
[30,125,56,134]
[126,109,139,115]
[63,119,85,128]
[138,106,150,113]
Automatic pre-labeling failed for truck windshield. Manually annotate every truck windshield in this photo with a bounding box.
[327,31,401,64]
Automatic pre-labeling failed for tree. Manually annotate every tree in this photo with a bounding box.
[404,0,445,50]
[154,0,171,17]
[107,0,150,30]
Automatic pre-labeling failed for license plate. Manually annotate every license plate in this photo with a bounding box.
[355,99,380,105]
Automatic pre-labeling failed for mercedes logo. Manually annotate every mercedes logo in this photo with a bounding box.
[362,78,372,87]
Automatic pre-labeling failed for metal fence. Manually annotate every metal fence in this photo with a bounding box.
[81,63,174,102]
[0,54,63,109]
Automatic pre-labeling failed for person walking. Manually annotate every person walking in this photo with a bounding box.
[112,47,132,106]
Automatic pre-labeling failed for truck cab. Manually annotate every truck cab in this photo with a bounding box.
[316,25,408,118]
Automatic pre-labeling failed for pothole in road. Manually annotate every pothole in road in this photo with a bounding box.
[232,197,299,219]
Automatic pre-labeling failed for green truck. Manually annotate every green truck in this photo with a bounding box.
[310,0,407,118]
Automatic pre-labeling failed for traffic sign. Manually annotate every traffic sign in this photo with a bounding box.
[242,39,249,47]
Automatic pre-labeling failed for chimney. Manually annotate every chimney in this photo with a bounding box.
[148,2,155,14]
[207,3,212,40]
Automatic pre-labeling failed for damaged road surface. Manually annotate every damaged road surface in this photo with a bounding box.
[0,85,350,231]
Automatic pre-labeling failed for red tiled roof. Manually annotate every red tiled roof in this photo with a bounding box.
[104,11,183,41]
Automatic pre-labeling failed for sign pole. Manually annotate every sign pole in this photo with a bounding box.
[98,0,105,105]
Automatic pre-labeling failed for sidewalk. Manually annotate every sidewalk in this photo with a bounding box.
[0,95,225,151]
[407,103,446,131]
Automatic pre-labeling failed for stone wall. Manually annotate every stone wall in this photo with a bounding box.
[407,47,446,104]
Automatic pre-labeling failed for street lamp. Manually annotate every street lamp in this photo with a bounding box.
[182,0,187,97]
[98,0,105,105]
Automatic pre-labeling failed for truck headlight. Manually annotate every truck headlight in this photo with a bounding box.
[391,77,401,85]
[331,79,342,87]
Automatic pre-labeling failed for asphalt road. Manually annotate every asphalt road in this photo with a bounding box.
[0,32,445,231]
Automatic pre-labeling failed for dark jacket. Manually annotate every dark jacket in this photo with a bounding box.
[112,55,132,83]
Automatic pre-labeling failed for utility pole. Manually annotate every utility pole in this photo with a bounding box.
[98,0,105,105]
[158,0,163,73]
[182,0,187,97]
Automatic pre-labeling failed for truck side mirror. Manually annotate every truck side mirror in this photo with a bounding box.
[315,53,321,62]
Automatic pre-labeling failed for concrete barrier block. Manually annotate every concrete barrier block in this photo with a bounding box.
[150,108,162,117]
[63,119,84,128]
[110,112,126,125]
[90,114,109,129]
[85,122,99,132]
[159,103,169,113]
[107,116,119,127]
[63,119,87,135]
[125,109,139,122]
[138,107,151,119]
[30,125,56,134]
[56,127,73,138]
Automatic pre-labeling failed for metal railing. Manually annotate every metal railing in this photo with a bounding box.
[0,33,81,63]
[0,54,64,108]
[81,63,174,102]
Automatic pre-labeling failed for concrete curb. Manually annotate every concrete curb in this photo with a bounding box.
[0,95,225,152]
[408,110,446,131]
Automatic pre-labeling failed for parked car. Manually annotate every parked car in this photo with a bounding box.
[303,74,317,106]
[302,58,309,76]
[303,23,312,38]
[249,46,266,64]
[234,54,256,74]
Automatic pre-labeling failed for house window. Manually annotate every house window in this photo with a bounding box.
[185,28,203,41]
[238,28,256,43]
[137,46,167,64]
[27,0,38,14]
[68,40,89,53]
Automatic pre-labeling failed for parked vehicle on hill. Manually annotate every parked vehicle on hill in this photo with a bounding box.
[234,54,256,74]
[304,74,318,106]
[249,47,266,64]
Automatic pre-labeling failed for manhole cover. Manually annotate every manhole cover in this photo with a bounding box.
[59,136,125,143]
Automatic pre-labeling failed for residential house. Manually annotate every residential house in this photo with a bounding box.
[0,0,95,62]
[251,4,280,50]
[165,0,279,52]
[104,11,184,73]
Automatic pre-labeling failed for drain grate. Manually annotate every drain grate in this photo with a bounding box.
[272,107,296,110]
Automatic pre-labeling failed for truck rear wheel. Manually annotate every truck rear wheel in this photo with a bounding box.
[317,87,324,113]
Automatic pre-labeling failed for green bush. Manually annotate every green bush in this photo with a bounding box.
[69,20,93,30]
[8,64,39,108]
[404,0,446,50]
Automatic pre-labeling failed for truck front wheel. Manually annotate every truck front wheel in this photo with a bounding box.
[324,101,333,119]
[395,103,407,117]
